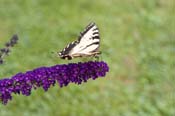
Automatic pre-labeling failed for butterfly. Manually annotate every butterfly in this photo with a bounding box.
[58,22,101,60]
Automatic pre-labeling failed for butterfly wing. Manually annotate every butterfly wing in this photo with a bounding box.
[59,22,100,59]
[70,22,100,55]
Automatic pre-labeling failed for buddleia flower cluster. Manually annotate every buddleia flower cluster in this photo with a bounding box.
[0,61,109,105]
[0,34,18,64]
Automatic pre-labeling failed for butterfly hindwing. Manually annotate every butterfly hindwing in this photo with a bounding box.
[58,22,100,60]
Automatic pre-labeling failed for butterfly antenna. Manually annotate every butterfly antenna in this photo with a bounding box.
[50,51,58,57]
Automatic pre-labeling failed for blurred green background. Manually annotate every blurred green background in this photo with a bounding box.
[0,0,174,116]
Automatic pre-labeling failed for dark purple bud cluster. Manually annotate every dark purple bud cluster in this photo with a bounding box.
[0,34,18,65]
[0,61,109,105]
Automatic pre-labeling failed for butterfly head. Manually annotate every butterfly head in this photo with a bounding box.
[58,52,72,60]
[58,52,64,59]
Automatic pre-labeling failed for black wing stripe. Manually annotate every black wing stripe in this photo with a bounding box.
[79,42,99,51]
[93,32,99,35]
[92,36,100,40]
[87,42,99,47]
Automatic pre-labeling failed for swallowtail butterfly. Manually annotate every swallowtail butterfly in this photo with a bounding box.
[58,22,101,60]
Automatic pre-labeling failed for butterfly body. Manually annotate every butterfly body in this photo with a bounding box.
[58,22,101,60]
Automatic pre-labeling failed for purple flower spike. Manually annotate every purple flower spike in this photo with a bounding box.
[0,61,109,105]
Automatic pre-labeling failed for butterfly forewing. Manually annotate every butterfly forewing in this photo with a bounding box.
[59,22,100,60]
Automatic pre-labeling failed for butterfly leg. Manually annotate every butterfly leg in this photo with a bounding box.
[92,51,101,56]
[83,52,101,60]
[90,51,101,61]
